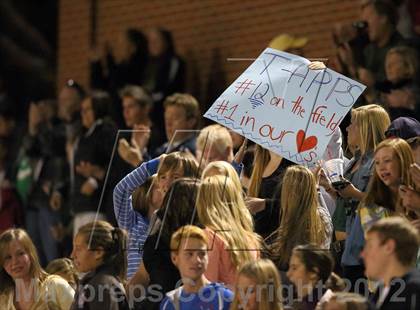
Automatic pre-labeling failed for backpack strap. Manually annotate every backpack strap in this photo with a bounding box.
[165,286,183,310]
[217,289,223,310]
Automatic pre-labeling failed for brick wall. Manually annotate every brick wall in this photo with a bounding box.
[58,0,91,91]
[58,0,359,109]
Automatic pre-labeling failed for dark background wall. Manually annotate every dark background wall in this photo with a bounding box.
[58,0,359,110]
[0,0,57,115]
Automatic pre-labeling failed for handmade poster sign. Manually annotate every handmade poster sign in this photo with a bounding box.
[204,48,366,166]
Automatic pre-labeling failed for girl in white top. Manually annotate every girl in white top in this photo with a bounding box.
[0,228,74,310]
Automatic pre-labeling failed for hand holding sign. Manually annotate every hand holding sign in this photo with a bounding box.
[204,48,366,166]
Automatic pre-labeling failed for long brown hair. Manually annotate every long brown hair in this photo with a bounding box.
[268,166,326,267]
[156,178,201,245]
[0,229,48,293]
[157,151,200,179]
[131,175,155,217]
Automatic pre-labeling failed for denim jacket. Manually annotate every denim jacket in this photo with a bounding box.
[341,151,374,266]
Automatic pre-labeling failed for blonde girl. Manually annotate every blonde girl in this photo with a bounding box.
[268,165,332,270]
[246,62,329,238]
[0,229,74,310]
[197,175,261,287]
[359,138,416,231]
[327,104,390,290]
[230,259,283,310]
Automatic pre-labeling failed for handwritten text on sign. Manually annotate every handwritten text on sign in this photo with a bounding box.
[204,48,366,166]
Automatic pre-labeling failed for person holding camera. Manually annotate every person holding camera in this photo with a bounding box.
[335,0,407,103]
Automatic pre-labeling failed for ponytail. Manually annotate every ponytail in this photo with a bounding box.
[77,221,128,281]
[107,227,127,281]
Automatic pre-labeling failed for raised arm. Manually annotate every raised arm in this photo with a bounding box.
[113,158,160,229]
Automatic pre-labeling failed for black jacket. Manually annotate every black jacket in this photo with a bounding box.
[370,269,420,310]
[71,265,130,310]
[72,119,117,214]
[254,158,295,238]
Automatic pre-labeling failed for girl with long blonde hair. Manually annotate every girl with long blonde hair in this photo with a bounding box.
[197,175,261,287]
[247,62,331,238]
[268,165,332,270]
[359,138,416,230]
[325,104,390,290]
[0,229,74,310]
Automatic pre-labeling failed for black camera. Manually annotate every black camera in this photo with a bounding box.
[332,21,368,47]
[332,20,369,69]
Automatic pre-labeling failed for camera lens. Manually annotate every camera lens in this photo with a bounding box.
[352,21,368,29]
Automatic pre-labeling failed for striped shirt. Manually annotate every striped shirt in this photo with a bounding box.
[113,158,160,279]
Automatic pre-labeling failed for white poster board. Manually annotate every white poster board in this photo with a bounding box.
[204,48,366,166]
